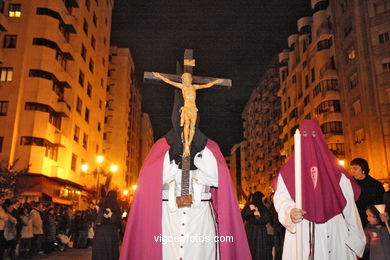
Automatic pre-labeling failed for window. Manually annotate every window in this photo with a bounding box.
[379,32,390,44]
[315,100,341,114]
[45,146,58,161]
[0,136,3,153]
[292,75,296,83]
[354,128,365,144]
[349,73,358,89]
[85,107,90,122]
[0,101,8,116]
[103,37,107,46]
[93,12,97,26]
[91,35,96,49]
[99,99,102,109]
[303,95,310,107]
[97,122,101,132]
[374,3,386,15]
[287,97,291,108]
[73,125,80,142]
[0,1,5,14]
[56,51,67,70]
[102,57,105,66]
[49,114,61,129]
[83,19,88,35]
[347,47,356,62]
[78,70,85,87]
[76,97,82,114]
[289,108,297,120]
[3,35,17,48]
[87,83,92,97]
[85,0,90,10]
[321,121,343,135]
[351,99,361,116]
[311,68,315,82]
[83,133,88,149]
[328,143,345,156]
[305,75,309,89]
[317,38,333,51]
[344,25,352,38]
[8,3,21,17]
[382,59,390,72]
[89,58,94,73]
[81,44,86,60]
[0,68,13,82]
[71,153,77,171]
[313,79,339,97]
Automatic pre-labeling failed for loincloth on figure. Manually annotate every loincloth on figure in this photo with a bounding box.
[180,105,198,124]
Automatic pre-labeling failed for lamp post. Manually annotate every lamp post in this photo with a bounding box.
[96,155,104,203]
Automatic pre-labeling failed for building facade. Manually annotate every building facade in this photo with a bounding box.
[127,75,142,186]
[139,112,154,165]
[278,0,345,169]
[329,0,390,181]
[104,46,133,191]
[0,0,114,207]
[242,59,282,192]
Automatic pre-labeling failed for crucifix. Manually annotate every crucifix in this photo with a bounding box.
[144,49,231,207]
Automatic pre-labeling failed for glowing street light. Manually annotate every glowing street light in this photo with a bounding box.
[81,164,89,172]
[110,164,118,173]
[96,155,104,164]
[123,190,129,196]
[132,185,137,190]
[338,160,345,167]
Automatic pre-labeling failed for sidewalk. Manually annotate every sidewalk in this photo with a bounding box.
[28,248,92,260]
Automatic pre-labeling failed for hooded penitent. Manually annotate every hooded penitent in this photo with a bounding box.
[119,82,251,260]
[275,119,360,224]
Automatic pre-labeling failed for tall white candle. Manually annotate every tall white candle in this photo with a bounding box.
[294,129,303,260]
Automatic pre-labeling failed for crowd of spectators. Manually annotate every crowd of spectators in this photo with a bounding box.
[0,198,97,260]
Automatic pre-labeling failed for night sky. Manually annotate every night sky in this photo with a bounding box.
[110,0,312,155]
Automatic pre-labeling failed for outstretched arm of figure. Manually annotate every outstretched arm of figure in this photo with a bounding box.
[195,79,223,89]
[152,72,182,89]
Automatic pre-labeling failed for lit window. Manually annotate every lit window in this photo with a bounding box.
[8,4,21,17]
[0,68,13,82]
[347,47,356,62]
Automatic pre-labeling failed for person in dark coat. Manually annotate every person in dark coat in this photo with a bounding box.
[242,191,272,260]
[92,190,121,260]
[44,207,57,253]
[350,158,385,227]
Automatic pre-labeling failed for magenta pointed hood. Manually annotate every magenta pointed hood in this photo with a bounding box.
[275,120,360,223]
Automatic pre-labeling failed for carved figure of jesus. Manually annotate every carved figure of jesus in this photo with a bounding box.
[152,72,222,157]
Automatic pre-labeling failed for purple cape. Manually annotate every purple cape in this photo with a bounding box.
[274,120,360,224]
[120,138,251,260]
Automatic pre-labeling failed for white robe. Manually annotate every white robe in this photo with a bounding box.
[162,147,219,260]
[274,174,366,260]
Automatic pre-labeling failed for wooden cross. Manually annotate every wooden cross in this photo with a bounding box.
[144,49,231,207]
[144,49,231,87]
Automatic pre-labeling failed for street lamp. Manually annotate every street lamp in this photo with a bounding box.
[110,164,118,173]
[96,155,104,203]
[338,160,345,167]
[81,164,89,173]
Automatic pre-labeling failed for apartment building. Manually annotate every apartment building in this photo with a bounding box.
[329,0,390,180]
[242,59,282,192]
[278,0,345,168]
[0,0,114,207]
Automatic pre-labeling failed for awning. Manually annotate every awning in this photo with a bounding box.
[52,196,73,205]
